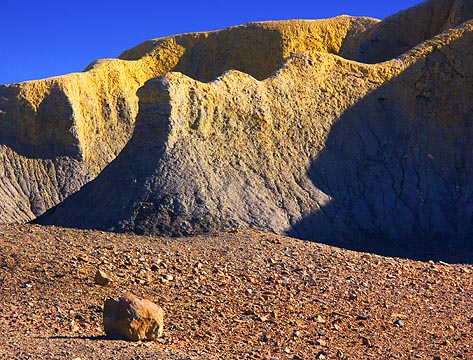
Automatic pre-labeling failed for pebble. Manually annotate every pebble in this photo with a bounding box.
[95,269,112,286]
[393,319,405,327]
[161,274,173,282]
[313,339,326,346]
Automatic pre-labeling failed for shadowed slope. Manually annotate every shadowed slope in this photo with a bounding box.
[354,0,473,63]
[291,22,473,261]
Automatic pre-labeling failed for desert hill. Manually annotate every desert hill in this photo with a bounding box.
[0,15,374,224]
[0,0,472,260]
[1,1,473,359]
[36,2,473,260]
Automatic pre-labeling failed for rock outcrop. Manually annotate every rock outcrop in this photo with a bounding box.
[37,14,473,255]
[0,16,376,223]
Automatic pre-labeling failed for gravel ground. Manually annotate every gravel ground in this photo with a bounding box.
[1,224,472,359]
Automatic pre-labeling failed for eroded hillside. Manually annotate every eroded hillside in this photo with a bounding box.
[37,16,473,258]
[2,0,473,259]
[0,16,375,223]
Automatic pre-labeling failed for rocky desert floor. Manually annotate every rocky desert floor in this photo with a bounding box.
[0,224,472,359]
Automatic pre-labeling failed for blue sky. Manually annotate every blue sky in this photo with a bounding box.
[0,0,424,84]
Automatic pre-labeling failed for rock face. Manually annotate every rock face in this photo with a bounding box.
[0,16,374,224]
[103,294,164,341]
[6,0,473,256]
[37,14,473,255]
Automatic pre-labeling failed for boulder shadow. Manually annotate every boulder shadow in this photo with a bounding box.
[48,335,108,341]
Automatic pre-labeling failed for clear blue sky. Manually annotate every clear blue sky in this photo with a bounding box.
[0,0,424,85]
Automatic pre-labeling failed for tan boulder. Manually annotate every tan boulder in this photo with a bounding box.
[103,293,164,341]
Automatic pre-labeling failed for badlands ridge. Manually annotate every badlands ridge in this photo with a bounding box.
[1,0,473,258]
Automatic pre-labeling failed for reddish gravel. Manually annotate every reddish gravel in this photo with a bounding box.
[1,224,472,359]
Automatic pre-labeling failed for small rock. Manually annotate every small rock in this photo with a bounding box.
[313,339,326,346]
[316,352,327,360]
[162,274,173,282]
[95,269,113,286]
[293,330,300,337]
[257,314,269,322]
[433,356,442,360]
[150,264,159,271]
[393,319,405,327]
[103,293,164,341]
[261,333,270,342]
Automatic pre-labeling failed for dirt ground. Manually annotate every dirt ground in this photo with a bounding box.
[0,224,472,359]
